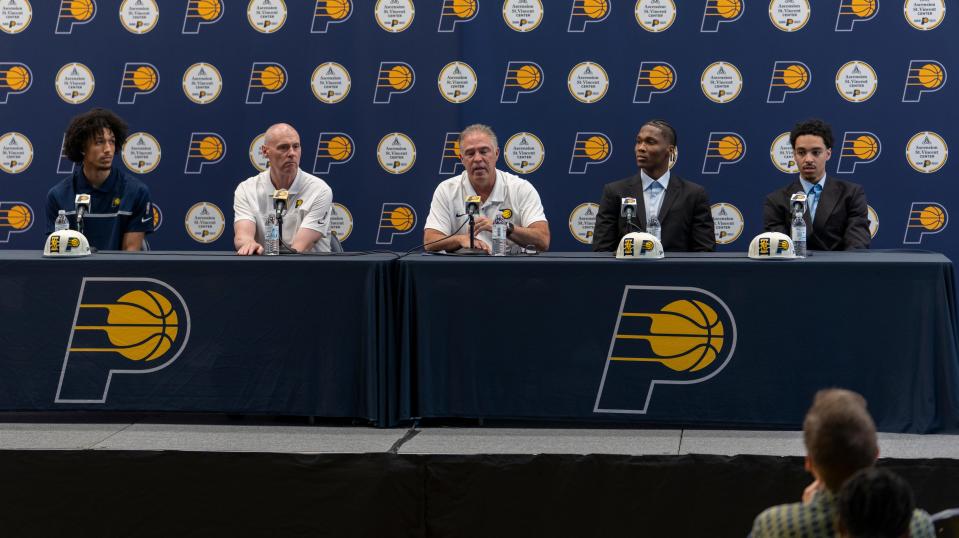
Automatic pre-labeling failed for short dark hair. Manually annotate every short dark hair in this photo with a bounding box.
[64,108,128,163]
[642,119,677,147]
[838,468,915,538]
[790,118,833,149]
[803,389,878,491]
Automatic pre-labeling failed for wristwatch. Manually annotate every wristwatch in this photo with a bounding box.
[506,222,515,236]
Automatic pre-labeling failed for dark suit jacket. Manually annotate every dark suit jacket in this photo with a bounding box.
[763,177,870,251]
[592,173,715,252]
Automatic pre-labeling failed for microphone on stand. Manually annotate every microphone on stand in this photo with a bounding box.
[620,197,641,232]
[272,189,290,249]
[459,195,487,255]
[74,194,91,236]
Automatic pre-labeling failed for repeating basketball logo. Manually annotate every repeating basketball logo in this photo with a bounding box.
[906,131,947,173]
[55,278,191,403]
[312,0,352,32]
[701,61,743,103]
[701,0,742,32]
[248,0,287,33]
[767,61,810,103]
[376,202,417,244]
[569,0,610,32]
[55,62,95,104]
[184,132,226,174]
[182,0,223,34]
[0,0,32,34]
[634,61,676,103]
[248,133,268,171]
[769,0,810,31]
[569,132,611,174]
[903,202,947,244]
[118,62,159,104]
[568,202,599,244]
[57,134,75,174]
[438,61,478,103]
[503,0,543,31]
[121,132,161,174]
[438,0,477,31]
[311,62,351,104]
[703,132,746,174]
[568,61,609,103]
[835,60,878,102]
[246,62,287,104]
[635,0,676,32]
[55,0,96,34]
[770,132,799,173]
[119,0,159,34]
[594,286,737,414]
[504,132,545,174]
[152,203,163,231]
[182,62,222,104]
[439,132,463,175]
[836,131,881,173]
[374,61,415,103]
[330,203,354,242]
[836,0,878,31]
[904,0,945,30]
[0,201,33,241]
[867,205,878,238]
[184,201,225,242]
[0,63,32,103]
[313,132,354,175]
[377,132,416,174]
[375,0,415,32]
[902,60,946,102]
[501,61,543,103]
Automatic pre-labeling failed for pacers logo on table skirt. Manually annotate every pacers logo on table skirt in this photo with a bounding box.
[312,0,352,33]
[595,286,737,414]
[376,202,416,245]
[0,201,34,241]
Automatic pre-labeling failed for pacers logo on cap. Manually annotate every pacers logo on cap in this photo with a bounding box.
[568,0,609,32]
[594,286,737,414]
[0,132,33,174]
[0,0,32,34]
[55,0,95,34]
[375,0,415,32]
[904,202,948,244]
[374,62,415,103]
[503,0,543,31]
[701,0,741,32]
[703,132,746,174]
[184,132,225,174]
[836,0,877,31]
[439,132,464,175]
[635,0,677,32]
[769,0,810,31]
[902,60,946,102]
[767,61,810,103]
[57,134,75,174]
[634,61,676,103]
[246,62,287,104]
[501,61,543,103]
[182,0,223,34]
[118,63,159,104]
[313,132,354,175]
[312,0,352,32]
[569,132,611,174]
[248,0,288,33]
[904,0,945,30]
[0,63,32,103]
[55,278,191,403]
[836,131,881,173]
[376,202,417,244]
[438,0,477,31]
[0,201,33,241]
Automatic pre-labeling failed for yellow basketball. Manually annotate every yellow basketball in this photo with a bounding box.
[389,206,415,231]
[515,65,541,90]
[324,0,351,20]
[647,65,673,90]
[5,204,31,230]
[782,64,808,89]
[5,66,30,91]
[132,66,157,91]
[195,0,222,21]
[581,0,608,19]
[387,65,413,90]
[715,0,741,18]
[583,136,609,161]
[106,290,178,361]
[452,0,477,18]
[655,300,724,372]
[259,66,285,91]
[919,206,945,230]
[717,136,743,160]
[327,136,352,161]
[917,63,944,88]
[849,0,876,17]
[69,0,95,20]
[199,136,223,160]
[451,140,461,158]
[852,136,878,160]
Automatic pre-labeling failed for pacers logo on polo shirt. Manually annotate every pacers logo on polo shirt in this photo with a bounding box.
[55,0,95,34]
[184,132,225,174]
[634,61,676,103]
[835,0,877,31]
[702,132,745,174]
[0,63,32,103]
[0,201,34,242]
[836,131,881,173]
[902,60,946,102]
[767,61,810,103]
[374,62,415,103]
[182,0,223,34]
[0,0,32,34]
[376,202,417,245]
[439,132,464,175]
[701,0,741,32]
[569,132,611,174]
[312,0,352,33]
[903,202,948,244]
[595,286,737,414]
[246,62,287,104]
[0,132,33,174]
[501,61,543,103]
[568,0,609,32]
[438,0,478,31]
[313,132,354,175]
[118,63,159,104]
[55,278,190,403]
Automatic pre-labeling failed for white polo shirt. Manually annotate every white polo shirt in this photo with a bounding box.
[234,168,333,253]
[424,169,547,247]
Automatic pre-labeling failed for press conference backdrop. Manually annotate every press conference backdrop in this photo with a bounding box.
[0,0,954,254]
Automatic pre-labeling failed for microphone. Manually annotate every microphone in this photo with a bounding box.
[272,189,289,216]
[75,194,91,235]
[790,192,807,217]
[464,195,481,217]
[620,197,641,231]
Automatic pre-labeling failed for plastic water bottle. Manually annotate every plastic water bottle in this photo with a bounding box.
[265,213,279,256]
[492,212,508,256]
[54,210,69,232]
[647,211,662,242]
[791,213,807,258]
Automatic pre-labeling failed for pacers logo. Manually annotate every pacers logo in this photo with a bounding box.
[313,132,354,175]
[57,134,75,174]
[119,0,159,34]
[184,132,225,174]
[836,60,878,102]
[770,132,799,173]
[906,131,947,173]
[595,286,736,414]
[568,61,609,103]
[376,202,417,244]
[636,0,677,32]
[121,132,161,174]
[55,279,190,403]
[501,61,543,103]
[55,62,95,104]
[312,0,352,33]
[836,131,880,173]
[0,201,33,241]
[0,132,33,174]
[439,132,464,175]
[569,0,609,32]
[703,132,745,174]
[904,0,945,30]
[248,0,287,33]
[767,61,810,103]
[438,61,477,103]
[183,0,223,34]
[311,62,351,104]
[701,0,742,32]
[439,0,477,31]
[634,61,676,103]
[701,61,743,103]
[904,202,947,244]
[246,62,287,104]
[55,0,95,34]
[182,62,222,104]
[0,63,32,103]
[902,60,946,102]
[503,0,543,31]
[374,62,415,103]
[377,132,416,174]
[185,201,225,242]
[770,0,810,31]
[836,0,877,31]
[0,0,32,34]
[375,0,415,32]
[569,202,599,244]
[118,63,159,104]
[569,132,611,174]
[504,132,545,174]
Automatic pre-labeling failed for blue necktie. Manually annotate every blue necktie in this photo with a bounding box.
[808,183,822,222]
[647,181,663,221]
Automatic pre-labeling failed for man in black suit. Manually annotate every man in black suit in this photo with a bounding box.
[763,119,870,250]
[592,120,715,252]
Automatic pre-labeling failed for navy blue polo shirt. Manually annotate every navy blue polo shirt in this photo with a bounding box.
[46,167,154,250]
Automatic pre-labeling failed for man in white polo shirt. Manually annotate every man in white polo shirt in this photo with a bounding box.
[424,124,550,253]
[234,123,333,255]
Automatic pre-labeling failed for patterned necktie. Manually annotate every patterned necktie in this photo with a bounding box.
[808,183,822,221]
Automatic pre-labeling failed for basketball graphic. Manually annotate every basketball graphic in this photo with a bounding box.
[782,64,808,89]
[132,66,157,91]
[717,136,744,160]
[259,65,285,91]
[919,205,946,230]
[648,65,673,90]
[199,136,223,160]
[195,0,222,21]
[715,0,741,18]
[389,206,415,231]
[68,0,95,20]
[325,0,351,20]
[848,0,876,17]
[515,65,541,90]
[917,63,944,88]
[852,135,879,160]
[388,65,413,90]
[581,0,608,19]
[5,66,30,91]
[4,204,31,229]
[327,136,352,161]
[74,290,180,362]
[584,136,610,161]
[452,0,477,18]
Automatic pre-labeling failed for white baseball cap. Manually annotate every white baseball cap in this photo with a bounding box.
[43,229,92,257]
[616,232,665,259]
[748,231,796,259]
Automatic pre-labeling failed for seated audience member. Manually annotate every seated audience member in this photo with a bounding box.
[837,467,923,538]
